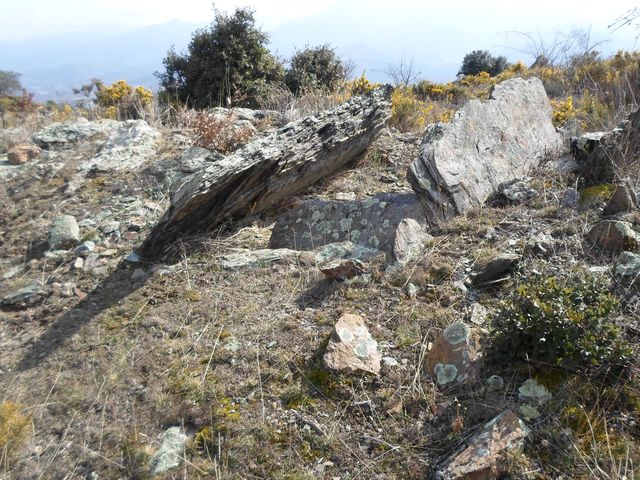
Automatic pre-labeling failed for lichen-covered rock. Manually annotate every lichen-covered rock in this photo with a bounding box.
[140,87,392,257]
[408,77,564,223]
[218,248,301,269]
[615,251,640,279]
[1,282,46,308]
[324,313,381,375]
[148,426,188,475]
[78,120,160,173]
[436,410,529,480]
[587,220,640,253]
[33,118,119,149]
[518,378,552,406]
[48,215,80,249]
[426,322,481,386]
[7,144,41,165]
[500,180,539,205]
[270,193,427,264]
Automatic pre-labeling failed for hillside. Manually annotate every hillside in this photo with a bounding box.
[1,71,640,479]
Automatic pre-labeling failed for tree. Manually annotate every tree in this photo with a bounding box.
[458,50,508,77]
[0,71,22,97]
[384,53,421,88]
[285,44,346,94]
[156,7,284,108]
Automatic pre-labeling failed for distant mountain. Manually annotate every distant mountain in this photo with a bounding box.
[0,20,203,101]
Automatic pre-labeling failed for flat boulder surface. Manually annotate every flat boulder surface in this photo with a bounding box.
[270,192,427,263]
[408,77,564,223]
[140,87,392,257]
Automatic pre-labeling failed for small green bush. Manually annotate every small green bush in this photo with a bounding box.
[490,274,631,368]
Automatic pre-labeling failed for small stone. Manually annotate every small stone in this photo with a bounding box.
[486,375,505,391]
[148,426,188,475]
[1,282,46,307]
[73,257,85,269]
[602,183,636,217]
[561,188,579,208]
[7,144,41,165]
[436,410,530,480]
[518,378,552,406]
[502,180,539,204]
[525,233,554,256]
[125,251,142,263]
[615,251,640,279]
[406,282,419,299]
[426,322,481,386]
[320,258,366,281]
[131,268,146,281]
[382,356,399,367]
[392,218,432,264]
[48,215,80,250]
[470,253,520,286]
[324,313,381,375]
[587,220,640,253]
[469,303,487,325]
[74,241,96,256]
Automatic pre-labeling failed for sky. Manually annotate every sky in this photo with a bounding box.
[0,0,338,41]
[2,0,638,43]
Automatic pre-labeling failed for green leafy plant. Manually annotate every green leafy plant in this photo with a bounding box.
[490,274,631,368]
[458,50,508,77]
[285,44,346,94]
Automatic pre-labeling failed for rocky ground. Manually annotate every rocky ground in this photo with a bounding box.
[1,83,640,479]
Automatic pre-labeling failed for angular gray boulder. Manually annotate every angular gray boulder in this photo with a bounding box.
[33,118,119,149]
[140,87,392,257]
[408,77,564,223]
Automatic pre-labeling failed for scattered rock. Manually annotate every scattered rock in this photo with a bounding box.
[518,378,552,406]
[33,118,118,149]
[320,258,366,281]
[148,426,188,475]
[524,233,554,256]
[614,251,640,279]
[469,303,487,326]
[435,410,529,480]
[485,375,505,392]
[324,313,381,375]
[501,180,539,205]
[587,220,640,253]
[470,253,520,286]
[218,248,300,269]
[426,322,481,386]
[270,193,427,264]
[7,144,41,165]
[313,241,380,264]
[140,88,392,257]
[406,282,419,299]
[392,218,432,264]
[518,404,541,421]
[382,356,399,367]
[48,215,80,250]
[602,183,636,217]
[73,257,85,269]
[409,77,564,223]
[561,188,579,208]
[1,282,46,308]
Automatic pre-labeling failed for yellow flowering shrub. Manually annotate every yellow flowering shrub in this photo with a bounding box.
[550,96,574,126]
[95,80,153,120]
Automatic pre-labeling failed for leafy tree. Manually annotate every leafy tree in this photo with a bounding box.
[0,71,22,97]
[458,50,508,77]
[157,7,284,108]
[285,44,346,94]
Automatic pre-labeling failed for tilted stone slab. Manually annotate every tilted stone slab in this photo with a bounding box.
[408,77,564,223]
[140,87,392,257]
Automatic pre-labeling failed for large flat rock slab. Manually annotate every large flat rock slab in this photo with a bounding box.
[408,77,564,223]
[140,87,392,257]
[269,192,428,263]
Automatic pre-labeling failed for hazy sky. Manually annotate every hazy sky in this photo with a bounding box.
[2,0,639,43]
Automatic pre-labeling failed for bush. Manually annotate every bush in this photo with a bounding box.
[490,274,631,368]
[458,50,508,77]
[183,110,255,154]
[285,44,346,94]
[95,80,153,120]
[157,7,284,108]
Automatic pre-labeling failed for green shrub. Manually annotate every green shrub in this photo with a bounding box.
[156,7,284,108]
[490,274,631,368]
[285,44,346,94]
[458,50,508,77]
